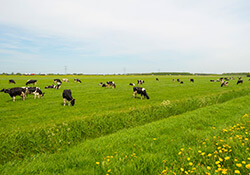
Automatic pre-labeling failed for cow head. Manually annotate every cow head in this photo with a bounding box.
[71,99,75,106]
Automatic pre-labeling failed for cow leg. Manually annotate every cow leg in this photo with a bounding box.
[21,92,26,101]
[63,98,66,106]
[13,96,15,102]
[141,95,143,100]
[68,101,70,106]
[133,91,137,98]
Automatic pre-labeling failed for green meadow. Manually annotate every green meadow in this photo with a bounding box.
[0,75,249,174]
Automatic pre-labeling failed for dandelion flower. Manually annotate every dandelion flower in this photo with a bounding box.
[153,138,157,140]
[225,157,230,160]
[96,162,100,165]
[207,166,211,170]
[234,170,240,174]
[246,164,250,169]
[242,161,246,164]
[189,162,193,166]
[215,161,220,164]
[187,157,190,161]
[236,163,242,167]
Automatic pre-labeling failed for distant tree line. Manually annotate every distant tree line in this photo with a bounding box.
[0,72,249,76]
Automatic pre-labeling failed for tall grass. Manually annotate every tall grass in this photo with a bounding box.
[0,87,249,164]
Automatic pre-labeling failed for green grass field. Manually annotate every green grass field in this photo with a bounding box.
[0,75,249,174]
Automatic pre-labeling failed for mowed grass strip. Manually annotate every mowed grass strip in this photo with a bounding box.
[0,94,249,175]
[0,87,250,164]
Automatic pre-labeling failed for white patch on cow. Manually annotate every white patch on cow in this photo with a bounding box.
[142,88,145,91]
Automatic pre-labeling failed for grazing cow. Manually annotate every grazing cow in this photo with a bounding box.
[129,83,135,86]
[99,82,103,86]
[177,79,180,82]
[74,79,81,83]
[54,79,62,83]
[62,89,75,106]
[25,87,44,99]
[45,82,61,89]
[26,80,37,85]
[180,81,184,84]
[107,81,116,88]
[56,82,62,89]
[221,81,228,87]
[102,83,107,87]
[156,78,159,81]
[0,87,26,101]
[45,84,56,89]
[62,78,69,82]
[137,80,144,85]
[172,79,175,82]
[237,80,243,85]
[133,87,149,99]
[9,79,16,84]
[190,79,194,83]
[210,80,215,82]
[248,79,250,81]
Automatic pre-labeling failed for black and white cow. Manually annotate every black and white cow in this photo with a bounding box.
[156,78,159,81]
[221,80,228,87]
[54,79,62,83]
[172,79,175,82]
[45,82,61,89]
[25,87,44,99]
[237,80,243,85]
[74,79,81,83]
[26,80,37,85]
[137,80,144,85]
[99,82,103,86]
[190,78,194,83]
[180,81,184,84]
[0,87,26,101]
[9,79,16,84]
[177,79,180,82]
[133,87,150,99]
[129,83,135,86]
[62,89,75,106]
[45,84,56,89]
[210,80,215,82]
[62,78,69,82]
[107,81,116,88]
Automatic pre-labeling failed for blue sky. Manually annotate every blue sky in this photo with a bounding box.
[0,0,250,74]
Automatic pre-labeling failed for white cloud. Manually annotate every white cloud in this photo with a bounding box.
[0,0,249,73]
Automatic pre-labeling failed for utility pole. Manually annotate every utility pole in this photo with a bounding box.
[65,66,67,75]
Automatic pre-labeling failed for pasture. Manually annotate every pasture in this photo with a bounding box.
[0,75,249,174]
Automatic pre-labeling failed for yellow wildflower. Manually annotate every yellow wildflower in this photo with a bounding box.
[96,162,100,165]
[234,170,240,174]
[189,162,193,166]
[107,169,111,172]
[225,157,230,160]
[236,163,242,167]
[207,166,211,170]
[246,164,250,169]
[180,168,184,172]
[215,161,220,164]
[222,169,227,174]
[208,153,212,157]
[187,157,190,161]
[180,148,184,151]
[242,161,246,164]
